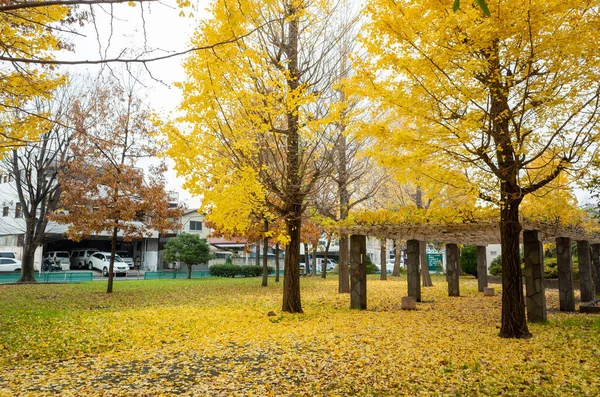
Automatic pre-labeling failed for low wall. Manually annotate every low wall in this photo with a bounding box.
[486,275,579,290]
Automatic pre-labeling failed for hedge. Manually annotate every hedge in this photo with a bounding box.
[209,264,274,278]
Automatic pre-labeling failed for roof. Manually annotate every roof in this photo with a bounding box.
[334,221,600,245]
[181,209,204,216]
[209,237,247,249]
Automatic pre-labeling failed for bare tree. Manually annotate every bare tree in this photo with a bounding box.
[1,84,85,282]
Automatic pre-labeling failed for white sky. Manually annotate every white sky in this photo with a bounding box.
[51,1,594,209]
[58,1,212,207]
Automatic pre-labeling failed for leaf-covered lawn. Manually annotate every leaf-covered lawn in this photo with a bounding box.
[1,276,599,396]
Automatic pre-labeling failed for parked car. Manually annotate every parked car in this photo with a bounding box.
[0,258,21,272]
[116,251,134,269]
[322,258,337,271]
[42,251,71,271]
[70,249,99,269]
[88,252,129,277]
[0,251,18,259]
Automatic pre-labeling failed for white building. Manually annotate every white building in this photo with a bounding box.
[0,175,178,272]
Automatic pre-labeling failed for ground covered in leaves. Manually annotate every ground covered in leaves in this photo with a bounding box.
[1,275,599,396]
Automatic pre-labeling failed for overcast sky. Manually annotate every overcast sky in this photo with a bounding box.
[52,1,594,209]
[59,1,211,207]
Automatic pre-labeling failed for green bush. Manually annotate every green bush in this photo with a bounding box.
[239,266,261,277]
[209,264,241,278]
[489,255,502,276]
[544,260,558,279]
[210,264,275,278]
[330,258,378,275]
[366,256,379,274]
[460,245,478,277]
[240,265,274,277]
[542,257,580,280]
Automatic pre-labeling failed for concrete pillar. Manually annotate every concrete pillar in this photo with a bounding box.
[446,243,460,297]
[556,237,575,312]
[577,240,594,302]
[476,245,488,292]
[406,239,421,302]
[523,230,547,322]
[592,244,600,295]
[350,235,367,310]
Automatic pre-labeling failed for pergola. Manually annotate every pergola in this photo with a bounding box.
[335,221,600,322]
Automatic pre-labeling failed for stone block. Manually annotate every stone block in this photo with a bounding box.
[401,296,417,310]
[484,287,495,296]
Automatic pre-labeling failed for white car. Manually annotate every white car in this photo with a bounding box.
[0,251,18,259]
[88,252,129,277]
[0,258,21,272]
[116,251,134,269]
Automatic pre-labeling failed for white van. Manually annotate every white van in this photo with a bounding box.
[70,249,99,269]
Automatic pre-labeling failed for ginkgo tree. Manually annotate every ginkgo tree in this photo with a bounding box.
[168,0,351,313]
[0,3,70,149]
[353,0,600,338]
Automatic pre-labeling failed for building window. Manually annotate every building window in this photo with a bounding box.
[490,251,497,257]
[15,203,22,218]
[2,206,8,217]
[189,220,203,231]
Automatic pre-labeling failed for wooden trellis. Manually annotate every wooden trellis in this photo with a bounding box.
[334,221,600,245]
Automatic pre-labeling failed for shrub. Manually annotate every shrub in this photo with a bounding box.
[209,264,275,278]
[460,245,478,277]
[489,255,502,276]
[544,260,558,279]
[239,266,261,277]
[366,256,379,274]
[329,259,378,275]
[209,264,241,278]
[542,258,580,280]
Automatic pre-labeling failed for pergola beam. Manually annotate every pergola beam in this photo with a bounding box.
[335,221,600,246]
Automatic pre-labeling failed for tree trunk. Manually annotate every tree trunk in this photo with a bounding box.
[487,41,529,338]
[392,240,401,277]
[338,234,350,293]
[280,4,303,313]
[499,195,530,338]
[321,235,331,279]
[420,241,433,286]
[187,264,192,279]
[337,128,350,292]
[275,243,280,283]
[107,225,118,293]
[282,216,302,313]
[380,238,387,280]
[304,242,309,275]
[255,240,260,268]
[18,245,37,283]
[262,219,269,287]
[311,245,317,276]
[18,220,37,283]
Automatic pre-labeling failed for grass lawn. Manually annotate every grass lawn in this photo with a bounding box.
[1,275,599,396]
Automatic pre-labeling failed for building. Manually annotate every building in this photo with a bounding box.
[0,174,180,271]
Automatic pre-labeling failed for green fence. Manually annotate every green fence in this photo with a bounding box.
[144,271,211,280]
[0,272,93,283]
